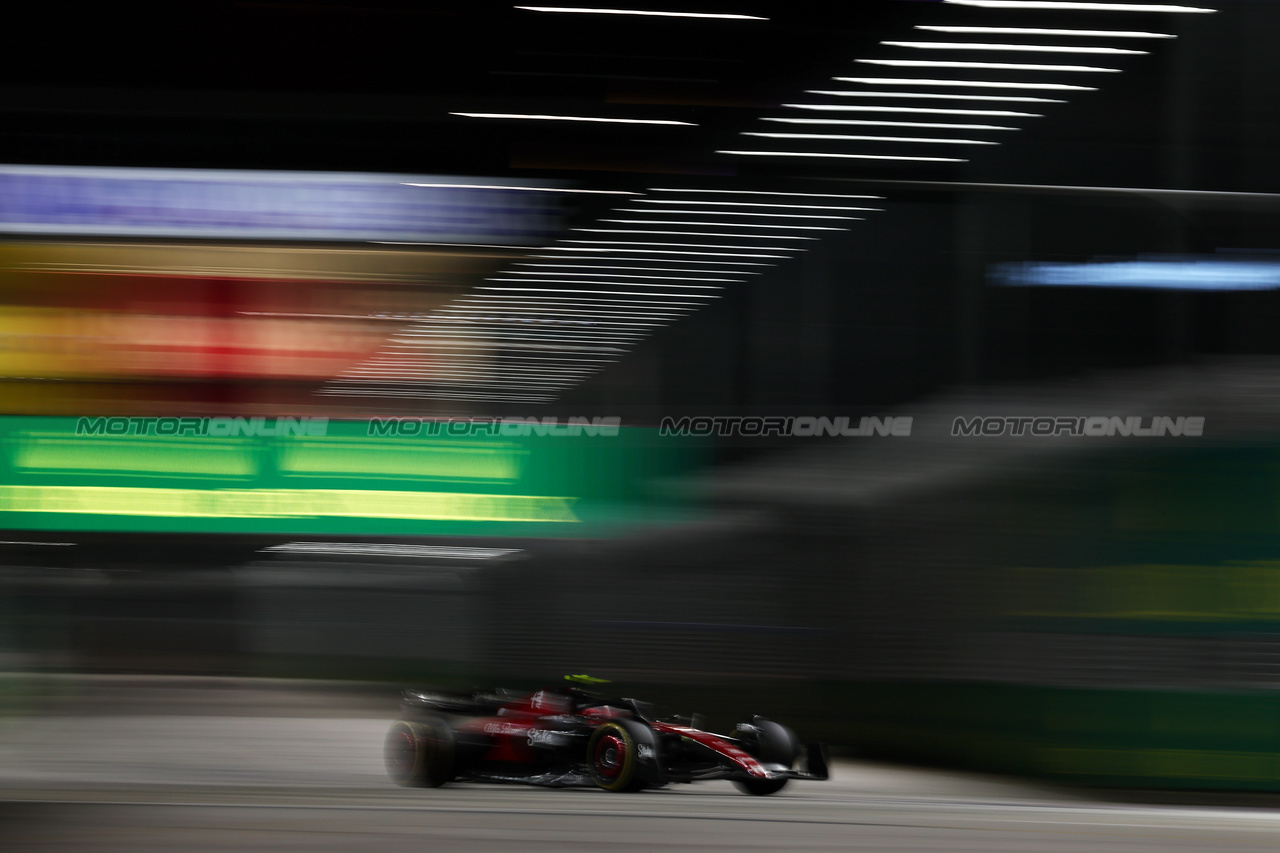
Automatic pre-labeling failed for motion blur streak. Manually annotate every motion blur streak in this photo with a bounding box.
[834,77,1098,90]
[513,6,769,20]
[943,0,1216,11]
[992,256,1280,290]
[913,27,1177,38]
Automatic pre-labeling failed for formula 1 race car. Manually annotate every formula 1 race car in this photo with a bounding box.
[384,676,829,795]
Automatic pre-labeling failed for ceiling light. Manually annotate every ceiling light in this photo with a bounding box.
[515,263,761,274]
[744,132,996,145]
[719,150,967,162]
[479,286,718,298]
[514,6,768,20]
[528,255,775,265]
[505,269,742,280]
[834,77,1095,91]
[401,183,638,194]
[856,59,1119,72]
[943,1,1214,11]
[488,278,724,288]
[464,295,705,305]
[646,188,883,199]
[806,90,1064,103]
[614,208,860,218]
[571,229,818,239]
[450,112,696,125]
[916,26,1176,38]
[634,199,882,210]
[882,41,1146,55]
[762,117,1019,130]
[597,220,847,230]
[546,245,793,257]
[784,103,1040,117]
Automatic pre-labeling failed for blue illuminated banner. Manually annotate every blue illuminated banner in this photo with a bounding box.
[0,165,557,243]
[991,256,1280,291]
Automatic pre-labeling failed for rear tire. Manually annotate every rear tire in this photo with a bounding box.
[587,722,644,792]
[385,718,454,787]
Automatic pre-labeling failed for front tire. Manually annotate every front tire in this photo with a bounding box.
[736,776,789,796]
[733,719,799,797]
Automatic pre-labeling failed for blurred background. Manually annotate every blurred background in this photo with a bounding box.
[5,0,1280,798]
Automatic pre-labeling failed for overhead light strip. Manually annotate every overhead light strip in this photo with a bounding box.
[613,208,863,218]
[942,1,1215,11]
[443,306,690,318]
[450,112,696,125]
[528,254,776,265]
[505,269,743,280]
[394,329,641,342]
[634,199,882,210]
[647,188,884,199]
[805,90,1065,103]
[513,6,769,20]
[315,389,557,401]
[719,150,968,162]
[514,263,762,274]
[370,241,540,249]
[464,295,706,305]
[401,182,638,194]
[571,229,819,239]
[784,103,1041,117]
[558,242,802,253]
[833,77,1095,91]
[436,316,661,327]
[596,220,850,230]
[856,60,1120,73]
[743,132,997,145]
[488,277,725,288]
[881,41,1146,55]
[762,117,1020,130]
[915,27,1175,38]
[479,286,720,298]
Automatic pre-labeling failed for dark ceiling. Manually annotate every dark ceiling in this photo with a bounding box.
[0,1,1192,186]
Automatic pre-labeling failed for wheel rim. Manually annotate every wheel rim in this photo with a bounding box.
[384,722,414,778]
[388,728,417,777]
[593,733,627,781]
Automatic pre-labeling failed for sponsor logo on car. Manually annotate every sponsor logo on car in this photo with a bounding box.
[527,729,563,747]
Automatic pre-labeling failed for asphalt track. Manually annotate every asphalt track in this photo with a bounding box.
[2,714,1280,851]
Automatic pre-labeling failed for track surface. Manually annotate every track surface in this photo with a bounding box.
[2,714,1280,851]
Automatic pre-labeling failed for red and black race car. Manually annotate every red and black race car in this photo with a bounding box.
[385,676,829,795]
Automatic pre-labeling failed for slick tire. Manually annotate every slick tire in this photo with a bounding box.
[733,719,799,797]
[385,718,455,787]
[587,722,644,792]
[735,776,789,796]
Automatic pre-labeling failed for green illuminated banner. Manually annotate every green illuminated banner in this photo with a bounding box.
[0,417,706,536]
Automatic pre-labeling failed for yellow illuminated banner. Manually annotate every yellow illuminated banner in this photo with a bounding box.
[0,417,705,536]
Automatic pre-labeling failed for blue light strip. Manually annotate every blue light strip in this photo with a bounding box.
[991,258,1280,291]
[0,165,557,244]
